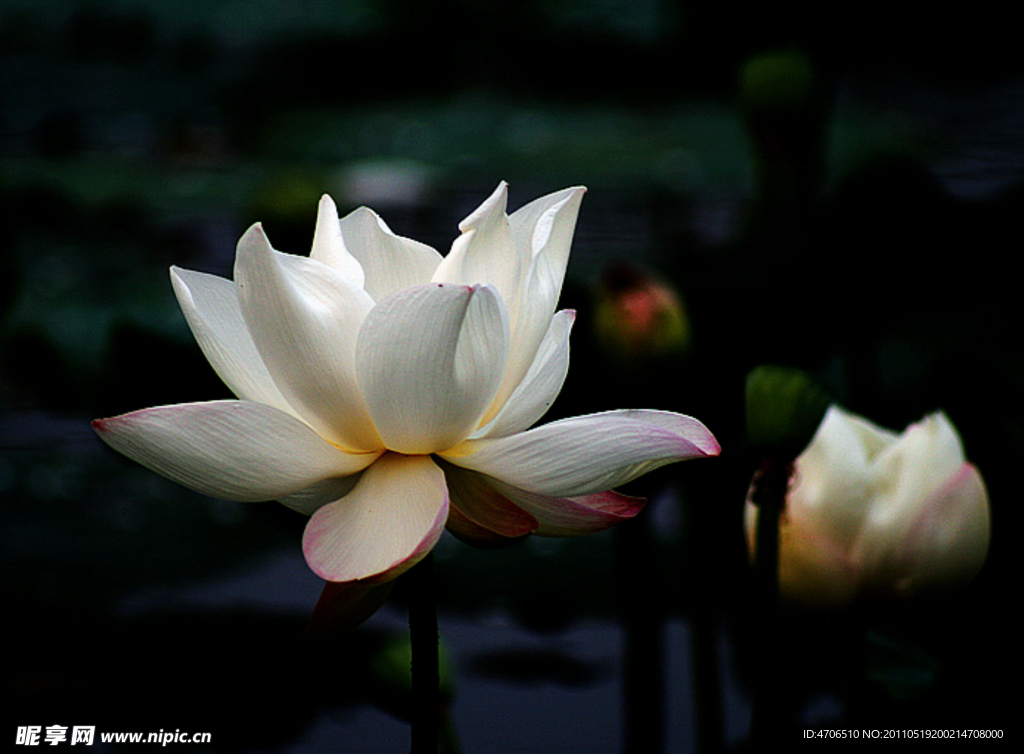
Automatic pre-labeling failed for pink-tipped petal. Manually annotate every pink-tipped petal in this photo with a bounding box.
[92,401,378,502]
[887,462,991,595]
[441,463,539,538]
[445,504,526,549]
[304,579,395,636]
[356,283,509,454]
[493,479,645,536]
[443,409,719,497]
[302,453,449,583]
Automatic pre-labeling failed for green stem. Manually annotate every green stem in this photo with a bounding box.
[408,553,439,754]
[748,457,791,744]
[615,511,665,753]
[752,458,788,606]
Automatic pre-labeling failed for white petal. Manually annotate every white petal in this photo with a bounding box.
[302,453,448,582]
[339,206,443,300]
[858,411,977,582]
[867,411,965,529]
[841,408,900,459]
[508,186,586,277]
[486,187,586,421]
[788,405,880,552]
[476,309,574,438]
[431,183,526,325]
[886,462,990,595]
[234,224,381,451]
[356,283,509,454]
[443,409,720,497]
[310,194,366,287]
[92,401,378,502]
[276,475,362,515]
[170,267,296,417]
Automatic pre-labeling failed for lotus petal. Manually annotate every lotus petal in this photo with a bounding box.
[338,206,443,300]
[356,283,509,453]
[303,453,448,582]
[93,401,377,502]
[234,224,381,451]
[170,267,296,417]
[310,194,366,287]
[445,409,719,497]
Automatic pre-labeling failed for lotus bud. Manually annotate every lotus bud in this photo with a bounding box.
[593,263,689,362]
[745,406,991,607]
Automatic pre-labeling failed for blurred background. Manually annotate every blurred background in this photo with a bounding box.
[1,1,1019,751]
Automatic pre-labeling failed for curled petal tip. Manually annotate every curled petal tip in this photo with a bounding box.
[168,266,192,293]
[662,413,720,457]
[702,434,723,457]
[458,182,509,232]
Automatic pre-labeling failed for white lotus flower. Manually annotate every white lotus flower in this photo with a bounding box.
[745,406,990,607]
[94,183,719,587]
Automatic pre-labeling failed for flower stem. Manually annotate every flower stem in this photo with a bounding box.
[408,552,439,754]
[748,457,791,744]
[751,458,789,606]
[615,511,665,753]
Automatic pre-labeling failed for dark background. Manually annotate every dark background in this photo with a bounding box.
[2,1,1019,751]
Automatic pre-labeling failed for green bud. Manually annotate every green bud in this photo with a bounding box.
[745,365,831,457]
[738,50,816,115]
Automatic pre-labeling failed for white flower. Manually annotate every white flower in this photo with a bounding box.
[745,406,990,606]
[94,183,719,586]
